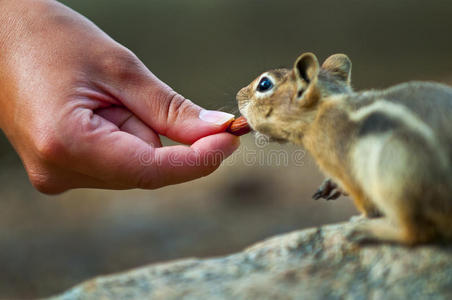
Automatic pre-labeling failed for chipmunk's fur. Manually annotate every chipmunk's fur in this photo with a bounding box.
[236,52,452,245]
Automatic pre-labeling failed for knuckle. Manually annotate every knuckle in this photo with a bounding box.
[159,92,193,130]
[199,166,217,178]
[200,160,221,177]
[131,147,161,189]
[166,92,186,118]
[98,47,144,82]
[27,168,61,194]
[136,169,160,190]
[33,131,64,163]
[136,176,156,190]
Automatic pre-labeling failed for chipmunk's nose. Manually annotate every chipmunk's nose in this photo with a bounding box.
[236,86,249,102]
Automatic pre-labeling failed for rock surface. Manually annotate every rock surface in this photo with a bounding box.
[49,220,452,300]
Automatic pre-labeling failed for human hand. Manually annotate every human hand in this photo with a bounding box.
[0,0,239,194]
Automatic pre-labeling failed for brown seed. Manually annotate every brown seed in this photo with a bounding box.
[226,116,251,136]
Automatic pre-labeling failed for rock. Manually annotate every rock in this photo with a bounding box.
[49,220,452,300]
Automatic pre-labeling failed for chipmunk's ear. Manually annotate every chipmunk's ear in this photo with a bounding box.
[322,54,352,84]
[294,52,320,84]
[293,52,320,107]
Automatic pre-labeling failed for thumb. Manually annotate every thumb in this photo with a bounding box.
[111,64,234,144]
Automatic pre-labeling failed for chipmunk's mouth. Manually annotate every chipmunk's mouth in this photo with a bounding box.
[237,101,250,119]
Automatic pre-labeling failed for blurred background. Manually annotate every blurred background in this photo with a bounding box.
[1,0,452,298]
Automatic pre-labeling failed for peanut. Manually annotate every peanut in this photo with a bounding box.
[226,116,251,136]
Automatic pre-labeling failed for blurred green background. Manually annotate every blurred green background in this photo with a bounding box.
[1,0,452,298]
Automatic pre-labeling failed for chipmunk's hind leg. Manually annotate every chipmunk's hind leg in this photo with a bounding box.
[350,132,448,244]
[347,218,405,244]
[347,212,437,245]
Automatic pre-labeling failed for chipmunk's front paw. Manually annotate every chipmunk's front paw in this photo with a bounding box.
[312,178,346,201]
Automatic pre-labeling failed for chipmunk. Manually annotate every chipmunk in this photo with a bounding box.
[236,52,452,245]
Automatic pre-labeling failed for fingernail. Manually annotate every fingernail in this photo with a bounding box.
[199,110,234,125]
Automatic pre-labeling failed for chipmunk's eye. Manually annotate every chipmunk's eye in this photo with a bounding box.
[257,77,274,92]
